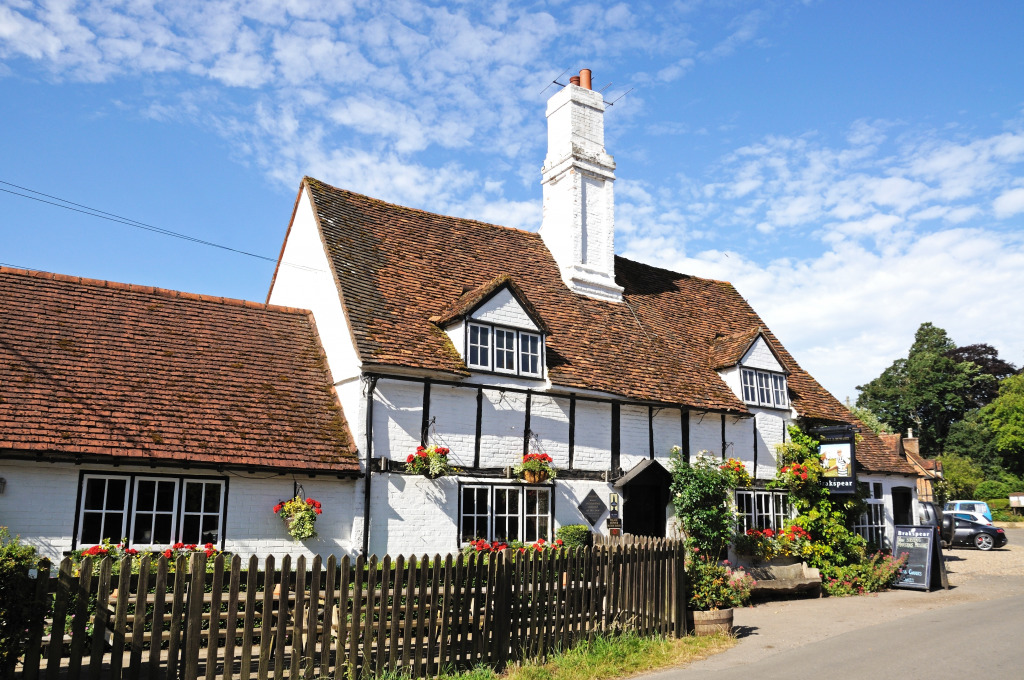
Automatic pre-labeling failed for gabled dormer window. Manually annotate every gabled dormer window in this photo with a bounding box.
[741,368,788,409]
[466,322,544,378]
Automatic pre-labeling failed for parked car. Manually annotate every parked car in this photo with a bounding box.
[949,511,993,526]
[944,500,993,522]
[948,517,1007,551]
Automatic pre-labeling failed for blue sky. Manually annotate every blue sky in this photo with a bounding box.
[2,0,1023,406]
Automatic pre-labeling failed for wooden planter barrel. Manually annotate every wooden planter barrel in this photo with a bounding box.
[692,608,733,636]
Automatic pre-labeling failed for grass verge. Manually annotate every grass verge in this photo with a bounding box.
[389,632,736,680]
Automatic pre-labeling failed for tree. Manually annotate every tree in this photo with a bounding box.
[857,323,976,451]
[943,416,1000,474]
[934,454,985,503]
[945,343,1018,409]
[844,398,893,435]
[979,373,1024,477]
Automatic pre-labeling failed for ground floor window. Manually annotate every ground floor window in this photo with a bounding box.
[855,482,887,549]
[460,484,551,544]
[735,489,790,532]
[76,473,226,549]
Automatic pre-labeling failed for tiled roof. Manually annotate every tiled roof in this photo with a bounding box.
[430,273,551,333]
[0,267,359,473]
[300,178,915,475]
[709,327,764,370]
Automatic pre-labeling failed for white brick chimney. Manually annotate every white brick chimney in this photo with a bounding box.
[539,69,623,303]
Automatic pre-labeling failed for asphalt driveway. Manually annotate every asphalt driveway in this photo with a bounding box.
[641,527,1024,679]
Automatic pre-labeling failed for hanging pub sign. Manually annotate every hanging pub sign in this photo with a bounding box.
[808,425,857,495]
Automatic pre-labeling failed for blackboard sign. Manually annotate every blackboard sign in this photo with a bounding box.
[892,525,948,591]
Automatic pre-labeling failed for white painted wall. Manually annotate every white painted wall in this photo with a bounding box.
[619,404,649,471]
[267,190,362,386]
[0,459,360,563]
[529,394,571,467]
[471,289,539,331]
[741,336,783,372]
[573,401,612,471]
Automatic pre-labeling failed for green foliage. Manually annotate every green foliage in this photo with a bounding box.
[820,552,907,597]
[943,416,1000,473]
[686,553,755,610]
[770,426,866,569]
[844,398,893,434]
[555,524,591,548]
[669,449,735,558]
[979,373,1024,477]
[0,527,39,674]
[935,454,985,503]
[856,322,1000,451]
[975,480,1010,500]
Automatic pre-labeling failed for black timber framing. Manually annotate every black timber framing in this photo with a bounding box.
[362,376,379,555]
[420,379,432,447]
[364,372,748,476]
[523,391,532,457]
[568,395,576,470]
[648,406,655,460]
[611,402,621,472]
[721,414,727,460]
[474,387,483,468]
[752,416,759,480]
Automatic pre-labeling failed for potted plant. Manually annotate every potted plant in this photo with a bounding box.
[514,452,557,483]
[273,496,322,540]
[405,444,454,478]
[720,457,752,488]
[687,549,756,635]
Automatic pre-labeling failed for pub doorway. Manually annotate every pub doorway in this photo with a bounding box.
[616,460,673,538]
[892,486,914,526]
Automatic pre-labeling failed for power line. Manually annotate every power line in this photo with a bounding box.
[0,180,324,273]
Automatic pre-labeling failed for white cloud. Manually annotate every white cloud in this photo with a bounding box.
[993,187,1024,218]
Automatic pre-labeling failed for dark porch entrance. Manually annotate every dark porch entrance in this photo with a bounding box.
[615,459,673,537]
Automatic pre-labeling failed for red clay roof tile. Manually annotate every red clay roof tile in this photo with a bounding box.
[302,178,915,475]
[0,267,359,473]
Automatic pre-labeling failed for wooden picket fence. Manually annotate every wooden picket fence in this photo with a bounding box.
[15,540,687,680]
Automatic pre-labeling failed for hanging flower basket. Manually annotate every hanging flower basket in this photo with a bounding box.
[406,445,454,478]
[273,496,322,540]
[514,453,557,483]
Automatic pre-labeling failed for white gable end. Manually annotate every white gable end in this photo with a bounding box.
[470,288,540,331]
[741,336,783,372]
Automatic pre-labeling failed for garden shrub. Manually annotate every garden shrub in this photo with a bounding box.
[769,426,866,569]
[975,480,1009,500]
[556,524,591,548]
[0,527,39,674]
[669,449,735,558]
[820,552,906,597]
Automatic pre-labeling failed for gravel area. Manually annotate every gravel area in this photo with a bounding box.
[942,526,1024,581]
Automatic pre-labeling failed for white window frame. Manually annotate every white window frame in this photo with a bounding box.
[75,473,227,549]
[855,482,887,549]
[467,323,491,370]
[129,477,180,548]
[739,368,788,409]
[180,479,226,546]
[464,321,545,378]
[519,332,543,377]
[735,489,790,533]
[78,474,131,546]
[460,483,552,544]
[493,327,518,374]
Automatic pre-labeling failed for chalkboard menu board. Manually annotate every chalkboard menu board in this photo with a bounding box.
[892,525,948,591]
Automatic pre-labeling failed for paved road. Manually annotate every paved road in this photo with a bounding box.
[642,527,1024,680]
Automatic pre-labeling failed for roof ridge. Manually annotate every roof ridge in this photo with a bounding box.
[0,266,312,316]
[304,176,541,237]
[614,253,736,287]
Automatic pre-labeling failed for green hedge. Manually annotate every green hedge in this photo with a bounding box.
[556,524,592,548]
[0,528,38,675]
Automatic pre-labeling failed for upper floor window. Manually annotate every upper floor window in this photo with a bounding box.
[466,322,544,379]
[740,368,788,409]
